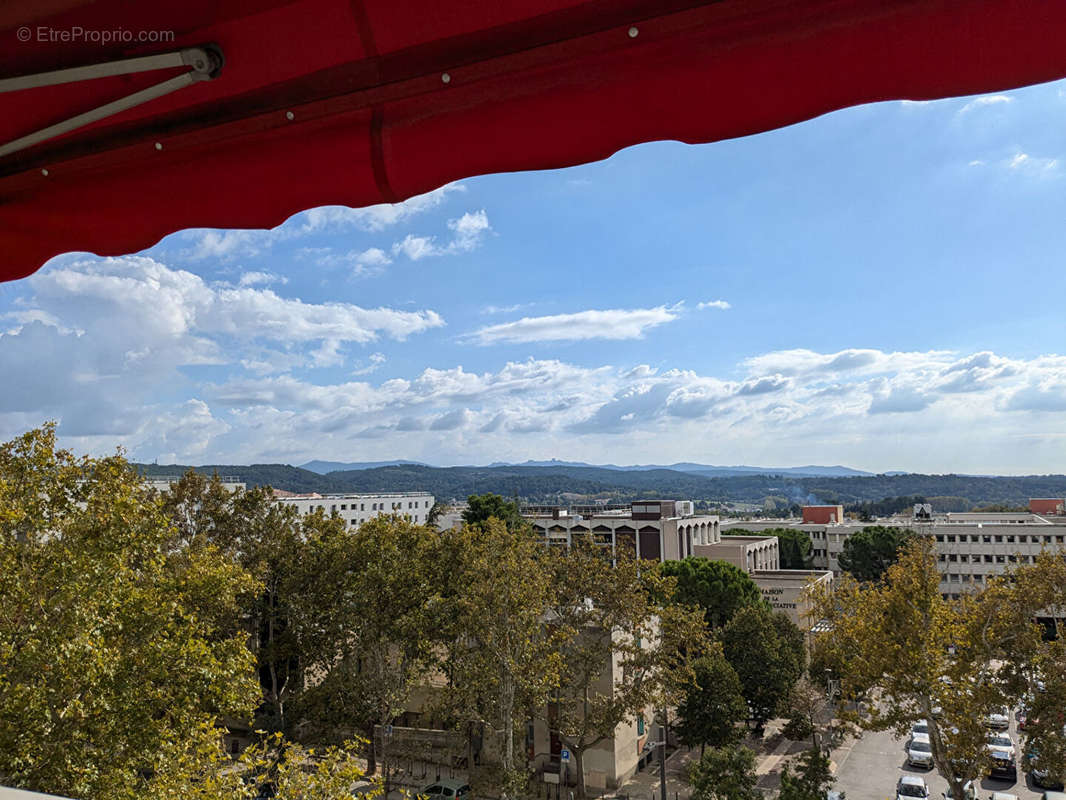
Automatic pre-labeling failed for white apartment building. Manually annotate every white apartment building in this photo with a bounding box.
[274,491,435,527]
[145,474,246,492]
[723,500,1066,599]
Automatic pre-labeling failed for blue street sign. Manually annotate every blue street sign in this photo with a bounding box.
[560,749,570,762]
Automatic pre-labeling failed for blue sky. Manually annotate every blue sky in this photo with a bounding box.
[2,79,1065,473]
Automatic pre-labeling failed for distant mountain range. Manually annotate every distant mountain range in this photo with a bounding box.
[136,461,1066,511]
[301,458,876,478]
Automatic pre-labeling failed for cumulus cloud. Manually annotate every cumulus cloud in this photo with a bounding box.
[0,255,444,454]
[182,184,466,261]
[391,210,492,261]
[958,94,1012,114]
[467,304,682,345]
[697,300,731,311]
[238,271,288,287]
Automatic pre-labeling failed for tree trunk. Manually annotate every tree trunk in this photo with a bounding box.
[501,671,516,798]
[363,721,378,776]
[573,746,587,800]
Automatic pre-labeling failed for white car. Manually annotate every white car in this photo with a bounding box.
[987,732,1016,760]
[985,708,1010,729]
[897,775,930,800]
[907,734,934,768]
[912,720,930,736]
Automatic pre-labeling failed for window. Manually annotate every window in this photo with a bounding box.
[1006,535,1015,543]
[938,554,946,562]
[946,535,956,543]
[994,535,1003,543]
[948,554,957,562]
[983,535,992,543]
[984,554,993,563]
[935,535,945,543]
[996,555,1005,563]
[959,554,968,562]
[970,535,979,542]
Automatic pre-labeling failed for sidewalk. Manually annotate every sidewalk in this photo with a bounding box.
[612,718,859,800]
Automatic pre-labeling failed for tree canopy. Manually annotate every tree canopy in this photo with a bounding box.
[719,606,806,730]
[461,493,524,529]
[674,647,748,752]
[659,557,767,629]
[807,537,1066,800]
[836,525,916,582]
[0,426,260,799]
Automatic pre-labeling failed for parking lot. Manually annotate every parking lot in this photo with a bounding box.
[833,713,1055,800]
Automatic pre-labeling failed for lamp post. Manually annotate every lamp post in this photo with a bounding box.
[658,709,668,800]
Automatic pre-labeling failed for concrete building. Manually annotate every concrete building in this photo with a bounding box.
[275,491,435,527]
[724,501,1066,599]
[145,474,245,492]
[697,534,779,572]
[753,569,833,628]
[524,499,720,562]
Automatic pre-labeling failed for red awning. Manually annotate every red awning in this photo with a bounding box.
[2,0,1066,283]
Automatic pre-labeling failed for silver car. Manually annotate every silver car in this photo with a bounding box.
[907,734,934,768]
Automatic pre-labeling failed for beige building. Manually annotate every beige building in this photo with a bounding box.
[723,503,1066,599]
[751,569,833,628]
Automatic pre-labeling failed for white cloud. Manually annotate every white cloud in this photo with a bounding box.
[238,271,288,287]
[182,184,466,261]
[697,300,731,311]
[0,255,445,450]
[482,303,533,315]
[392,234,441,261]
[1007,152,1059,173]
[297,184,464,233]
[467,304,683,345]
[391,210,493,261]
[958,94,1012,114]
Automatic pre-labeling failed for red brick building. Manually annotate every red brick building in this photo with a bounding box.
[802,504,844,524]
[1030,498,1066,516]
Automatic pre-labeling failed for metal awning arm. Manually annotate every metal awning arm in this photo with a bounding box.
[0,46,222,159]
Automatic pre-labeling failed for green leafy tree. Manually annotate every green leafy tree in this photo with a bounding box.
[294,515,445,790]
[160,473,342,737]
[659,557,767,629]
[719,606,805,731]
[542,544,710,799]
[442,520,565,798]
[778,748,835,800]
[461,493,523,530]
[0,426,260,800]
[674,647,747,753]
[806,538,1059,800]
[426,500,447,528]
[687,744,761,800]
[836,525,916,582]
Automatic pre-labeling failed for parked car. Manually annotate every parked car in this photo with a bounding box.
[988,793,1018,800]
[938,781,977,800]
[912,720,930,736]
[988,748,1017,779]
[987,732,1016,760]
[1041,793,1066,800]
[985,708,1010,729]
[420,779,473,800]
[907,734,935,769]
[1027,747,1065,790]
[897,775,930,799]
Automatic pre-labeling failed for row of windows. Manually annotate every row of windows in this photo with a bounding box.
[936,533,1066,544]
[939,553,1040,564]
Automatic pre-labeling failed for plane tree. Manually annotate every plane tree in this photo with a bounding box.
[806,538,1058,800]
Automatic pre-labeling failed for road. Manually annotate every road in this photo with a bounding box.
[833,714,1054,800]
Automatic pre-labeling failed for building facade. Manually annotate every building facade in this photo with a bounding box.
[524,499,720,562]
[724,502,1066,599]
[275,491,435,527]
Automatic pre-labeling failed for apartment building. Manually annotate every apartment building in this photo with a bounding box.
[275,491,435,527]
[723,500,1066,599]
[145,474,246,492]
